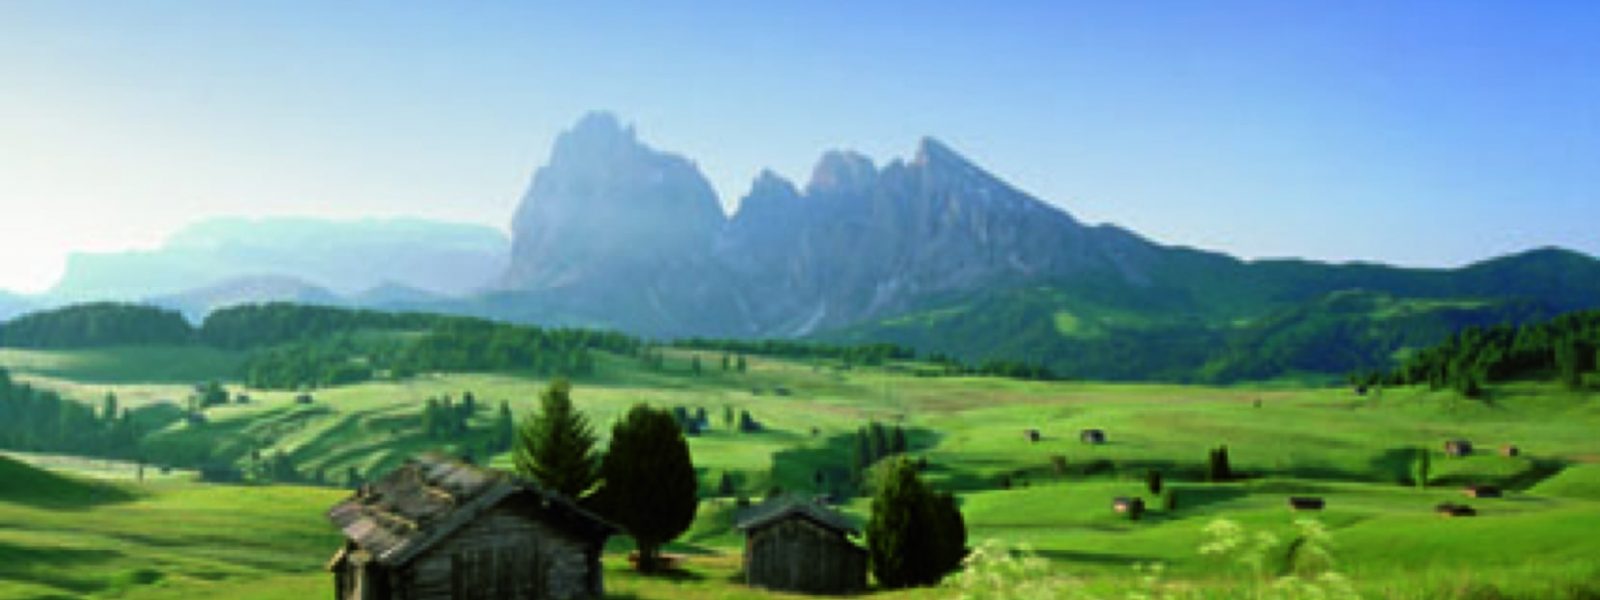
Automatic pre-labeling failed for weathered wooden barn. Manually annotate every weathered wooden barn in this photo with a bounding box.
[1444,439,1473,457]
[1080,429,1106,444]
[326,454,616,600]
[1500,444,1521,457]
[1464,484,1502,498]
[736,500,867,595]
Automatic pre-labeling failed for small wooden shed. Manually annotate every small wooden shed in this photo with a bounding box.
[1112,497,1145,520]
[1435,502,1477,517]
[1444,440,1474,458]
[1288,497,1325,511]
[1080,429,1106,445]
[737,500,867,595]
[1023,429,1041,443]
[1463,485,1502,499]
[326,453,616,600]
[1500,444,1520,457]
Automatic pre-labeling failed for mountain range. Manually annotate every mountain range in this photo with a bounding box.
[43,219,502,312]
[486,113,1600,380]
[9,112,1600,381]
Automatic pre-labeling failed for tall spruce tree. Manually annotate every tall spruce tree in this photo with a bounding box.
[494,400,515,452]
[595,404,698,572]
[1412,446,1431,489]
[513,378,599,498]
[890,425,908,455]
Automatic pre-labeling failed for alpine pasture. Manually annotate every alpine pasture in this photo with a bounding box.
[1,345,1598,599]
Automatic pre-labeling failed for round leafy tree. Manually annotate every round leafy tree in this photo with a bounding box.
[866,458,967,588]
[596,403,699,572]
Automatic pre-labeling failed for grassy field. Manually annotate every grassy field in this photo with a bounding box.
[1,346,1598,598]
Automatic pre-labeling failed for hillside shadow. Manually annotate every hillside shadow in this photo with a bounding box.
[1502,458,1570,490]
[0,541,122,594]
[1368,447,1422,486]
[1033,548,1161,567]
[0,456,137,509]
[766,428,941,496]
[1166,485,1249,511]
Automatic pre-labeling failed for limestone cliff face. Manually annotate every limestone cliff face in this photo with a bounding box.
[505,112,724,290]
[713,138,1164,335]
[499,113,1166,337]
[501,113,744,335]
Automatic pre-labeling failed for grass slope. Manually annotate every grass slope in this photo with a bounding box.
[0,347,1597,598]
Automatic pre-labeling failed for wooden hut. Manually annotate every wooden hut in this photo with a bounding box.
[1435,502,1477,517]
[1112,497,1146,520]
[1288,497,1325,511]
[737,500,867,595]
[1444,440,1473,458]
[1023,429,1041,443]
[1080,429,1106,445]
[326,453,616,600]
[1463,485,1502,499]
[1500,444,1520,457]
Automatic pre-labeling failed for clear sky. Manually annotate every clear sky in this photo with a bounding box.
[1,1,1596,293]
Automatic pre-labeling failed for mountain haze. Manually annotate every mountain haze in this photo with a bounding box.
[51,217,510,302]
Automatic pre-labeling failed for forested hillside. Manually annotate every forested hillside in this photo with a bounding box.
[0,367,172,457]
[0,303,193,348]
[1381,308,1600,395]
[0,303,642,390]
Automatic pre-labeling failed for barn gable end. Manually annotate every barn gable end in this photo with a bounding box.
[737,500,867,595]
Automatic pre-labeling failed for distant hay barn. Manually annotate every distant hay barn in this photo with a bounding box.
[736,500,867,595]
[326,454,616,600]
[1080,429,1106,445]
[1023,429,1041,443]
[1500,444,1520,457]
[1464,485,1502,499]
[1288,497,1325,511]
[1444,440,1473,458]
[1112,497,1145,519]
[1435,502,1477,517]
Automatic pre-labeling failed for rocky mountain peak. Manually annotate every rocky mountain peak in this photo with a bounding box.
[912,136,964,167]
[750,169,800,198]
[806,150,878,196]
[547,112,637,164]
[504,113,726,292]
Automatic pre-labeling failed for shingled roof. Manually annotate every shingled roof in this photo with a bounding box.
[736,498,859,536]
[327,453,615,567]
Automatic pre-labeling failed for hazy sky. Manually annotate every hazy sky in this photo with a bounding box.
[2,1,1596,293]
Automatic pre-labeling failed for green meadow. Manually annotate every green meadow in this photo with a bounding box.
[1,346,1597,599]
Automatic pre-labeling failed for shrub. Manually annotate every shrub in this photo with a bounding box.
[866,458,966,588]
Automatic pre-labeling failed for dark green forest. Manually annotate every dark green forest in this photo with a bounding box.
[6,298,1597,389]
[1377,308,1600,395]
[0,367,169,458]
[0,302,193,348]
[0,303,641,390]
[225,305,640,389]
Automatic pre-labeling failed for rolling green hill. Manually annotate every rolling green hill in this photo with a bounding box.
[2,343,1598,598]
[829,287,1562,383]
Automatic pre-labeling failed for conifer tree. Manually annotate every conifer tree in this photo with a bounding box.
[513,378,599,498]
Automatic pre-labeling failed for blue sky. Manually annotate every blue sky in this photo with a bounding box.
[1,1,1596,292]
